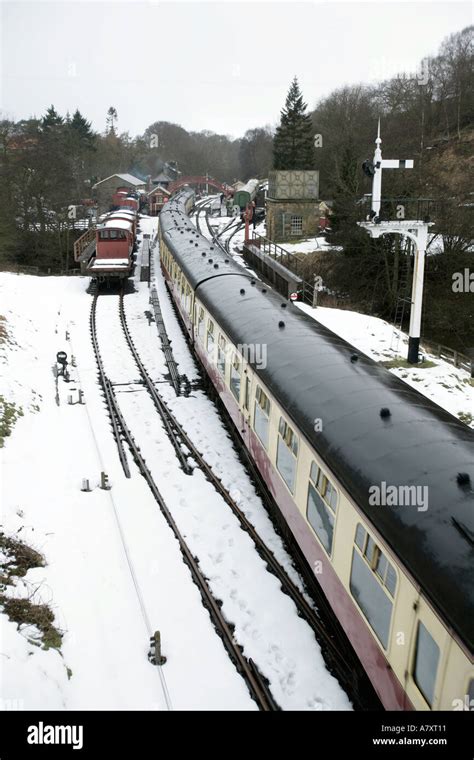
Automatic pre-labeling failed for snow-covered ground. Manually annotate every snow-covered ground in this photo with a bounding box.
[2,205,469,712]
[204,198,333,257]
[0,216,351,711]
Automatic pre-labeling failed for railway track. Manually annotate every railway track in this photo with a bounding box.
[224,221,244,254]
[90,295,131,478]
[117,288,376,709]
[90,291,277,712]
[193,198,244,256]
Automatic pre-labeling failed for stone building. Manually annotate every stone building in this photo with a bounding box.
[265,170,325,242]
[92,173,146,213]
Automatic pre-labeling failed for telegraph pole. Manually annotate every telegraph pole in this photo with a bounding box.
[359,122,432,364]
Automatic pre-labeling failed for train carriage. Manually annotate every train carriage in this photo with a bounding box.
[86,217,134,280]
[159,188,474,711]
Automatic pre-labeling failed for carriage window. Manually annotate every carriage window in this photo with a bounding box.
[385,564,397,597]
[230,354,241,401]
[354,525,397,596]
[276,417,298,493]
[217,335,226,375]
[306,461,338,555]
[350,526,397,649]
[355,523,365,551]
[254,386,270,449]
[108,229,126,239]
[185,284,192,313]
[99,229,127,240]
[207,320,215,355]
[197,308,205,338]
[350,549,393,649]
[413,622,440,707]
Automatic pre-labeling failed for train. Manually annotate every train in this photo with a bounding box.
[232,178,259,211]
[73,186,140,281]
[158,188,474,711]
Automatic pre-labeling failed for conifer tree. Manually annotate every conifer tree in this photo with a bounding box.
[273,77,315,169]
[41,105,64,129]
[70,110,95,148]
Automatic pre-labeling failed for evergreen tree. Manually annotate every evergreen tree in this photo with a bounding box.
[273,77,315,169]
[70,109,95,147]
[41,105,64,129]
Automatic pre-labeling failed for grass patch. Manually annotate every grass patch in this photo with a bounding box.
[0,533,45,579]
[0,396,24,447]
[0,532,63,651]
[458,412,473,426]
[0,315,7,344]
[381,358,437,369]
[0,596,63,650]
[0,398,24,443]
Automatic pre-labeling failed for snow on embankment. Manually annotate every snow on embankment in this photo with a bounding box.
[297,303,473,428]
[0,268,352,712]
[0,273,210,710]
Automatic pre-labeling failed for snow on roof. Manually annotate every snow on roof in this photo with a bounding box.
[92,173,145,189]
[108,210,136,217]
[91,258,130,268]
[148,184,171,197]
[101,219,133,231]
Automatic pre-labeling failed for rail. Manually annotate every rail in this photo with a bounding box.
[90,294,131,478]
[91,289,276,711]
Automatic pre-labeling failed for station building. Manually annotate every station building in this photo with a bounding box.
[92,173,146,213]
[147,185,171,215]
[265,170,327,242]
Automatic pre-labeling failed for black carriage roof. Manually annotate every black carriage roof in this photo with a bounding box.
[160,193,248,287]
[161,191,474,652]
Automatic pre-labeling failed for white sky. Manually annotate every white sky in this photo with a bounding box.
[0,0,472,138]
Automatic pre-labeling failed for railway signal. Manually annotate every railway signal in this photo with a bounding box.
[56,350,70,381]
[359,122,431,364]
[365,119,414,222]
